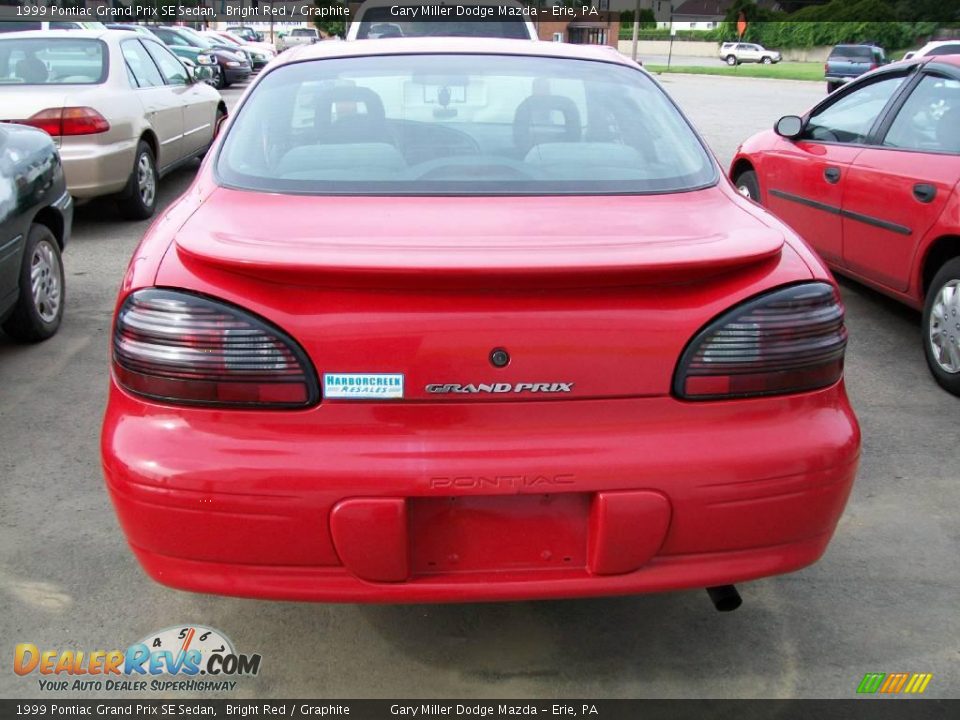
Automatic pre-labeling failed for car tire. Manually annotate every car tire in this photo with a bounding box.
[762,56,773,64]
[214,66,226,90]
[922,257,960,397]
[117,141,158,221]
[827,81,840,94]
[725,55,737,66]
[733,169,761,202]
[2,224,64,342]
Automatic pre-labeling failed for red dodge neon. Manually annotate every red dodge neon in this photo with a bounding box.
[101,39,860,608]
[731,55,960,396]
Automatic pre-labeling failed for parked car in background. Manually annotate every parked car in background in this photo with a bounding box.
[0,30,226,219]
[221,30,276,55]
[146,24,251,89]
[825,44,887,93]
[200,30,274,70]
[347,0,537,40]
[903,40,960,61]
[731,56,960,396]
[277,27,320,52]
[102,38,860,606]
[225,26,264,43]
[106,23,218,86]
[0,122,71,340]
[719,41,782,66]
[0,21,106,33]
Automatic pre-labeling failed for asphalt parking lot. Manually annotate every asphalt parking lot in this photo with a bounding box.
[1,74,957,700]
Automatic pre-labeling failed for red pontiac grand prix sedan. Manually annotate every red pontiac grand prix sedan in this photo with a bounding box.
[101,39,860,608]
[731,55,960,396]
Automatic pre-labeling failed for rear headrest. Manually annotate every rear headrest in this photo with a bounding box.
[314,86,386,126]
[513,95,581,153]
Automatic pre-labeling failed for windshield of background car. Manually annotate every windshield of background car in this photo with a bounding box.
[0,38,107,85]
[829,46,874,61]
[216,54,716,195]
[356,9,528,39]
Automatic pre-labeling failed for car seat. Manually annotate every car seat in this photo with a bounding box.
[513,95,581,156]
[314,86,391,145]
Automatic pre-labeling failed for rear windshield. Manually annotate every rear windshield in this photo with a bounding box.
[216,53,716,196]
[927,44,960,57]
[291,29,318,37]
[0,38,107,85]
[355,9,529,39]
[829,46,874,60]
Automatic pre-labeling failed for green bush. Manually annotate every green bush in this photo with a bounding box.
[714,20,938,49]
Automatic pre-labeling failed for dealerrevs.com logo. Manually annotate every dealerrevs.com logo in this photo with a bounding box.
[14,625,261,693]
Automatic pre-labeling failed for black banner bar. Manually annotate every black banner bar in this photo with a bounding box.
[0,1,958,24]
[1,700,958,720]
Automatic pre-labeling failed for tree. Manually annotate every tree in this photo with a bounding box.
[313,0,347,38]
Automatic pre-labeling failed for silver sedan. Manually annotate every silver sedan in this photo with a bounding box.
[0,29,226,219]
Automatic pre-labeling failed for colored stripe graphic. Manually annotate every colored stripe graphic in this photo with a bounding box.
[857,672,932,694]
[880,673,909,693]
[904,673,933,694]
[857,673,886,694]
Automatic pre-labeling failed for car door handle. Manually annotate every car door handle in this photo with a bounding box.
[824,167,841,184]
[913,183,937,203]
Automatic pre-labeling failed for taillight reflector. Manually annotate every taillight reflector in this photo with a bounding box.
[113,289,318,408]
[674,282,847,400]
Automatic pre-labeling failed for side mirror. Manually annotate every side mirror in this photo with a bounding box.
[180,59,197,84]
[775,115,804,140]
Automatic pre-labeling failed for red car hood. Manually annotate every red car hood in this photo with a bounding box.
[173,187,783,288]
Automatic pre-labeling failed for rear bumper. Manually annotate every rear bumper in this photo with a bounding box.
[59,138,136,198]
[102,383,860,603]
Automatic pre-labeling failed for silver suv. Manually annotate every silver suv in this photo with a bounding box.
[719,42,782,66]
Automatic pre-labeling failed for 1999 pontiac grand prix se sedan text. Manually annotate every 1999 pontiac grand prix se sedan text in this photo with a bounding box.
[101,39,860,608]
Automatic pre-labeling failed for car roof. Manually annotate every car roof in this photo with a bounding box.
[0,29,129,41]
[278,37,634,68]
[928,55,960,68]
[921,40,960,49]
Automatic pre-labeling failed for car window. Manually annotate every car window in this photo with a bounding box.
[217,53,716,196]
[143,40,188,86]
[121,39,164,88]
[830,46,872,61]
[805,75,905,144]
[927,44,960,57]
[883,74,960,153]
[0,22,42,32]
[0,37,107,85]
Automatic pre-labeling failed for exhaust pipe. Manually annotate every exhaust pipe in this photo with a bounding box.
[706,585,742,612]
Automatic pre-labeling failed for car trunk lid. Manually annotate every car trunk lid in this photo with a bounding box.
[163,187,795,401]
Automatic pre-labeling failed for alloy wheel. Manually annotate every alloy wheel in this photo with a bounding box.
[929,278,960,373]
[137,152,156,208]
[30,240,62,323]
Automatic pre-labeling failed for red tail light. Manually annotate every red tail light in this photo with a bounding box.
[113,289,318,408]
[674,282,847,400]
[18,107,109,136]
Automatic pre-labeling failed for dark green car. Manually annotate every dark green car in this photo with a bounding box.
[0,123,72,341]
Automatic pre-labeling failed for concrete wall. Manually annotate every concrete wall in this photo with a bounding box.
[617,40,833,64]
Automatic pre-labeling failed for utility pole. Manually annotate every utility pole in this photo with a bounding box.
[631,0,640,63]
